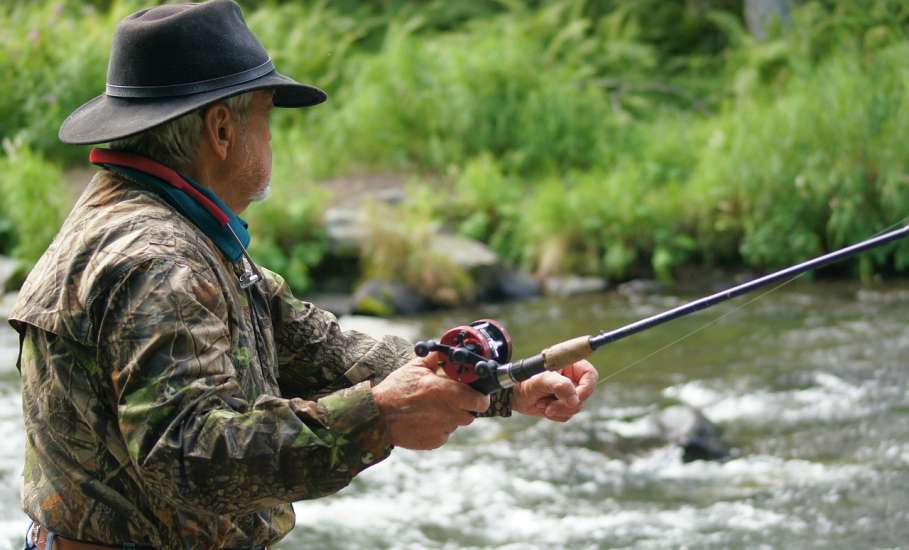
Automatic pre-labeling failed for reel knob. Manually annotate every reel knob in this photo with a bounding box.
[414,340,435,357]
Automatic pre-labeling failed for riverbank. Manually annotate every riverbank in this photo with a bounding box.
[4,1,909,295]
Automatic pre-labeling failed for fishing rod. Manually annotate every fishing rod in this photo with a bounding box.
[414,222,909,395]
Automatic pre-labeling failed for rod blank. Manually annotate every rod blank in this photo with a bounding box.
[589,223,909,350]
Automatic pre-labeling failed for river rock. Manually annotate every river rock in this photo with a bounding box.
[617,279,665,296]
[427,233,499,271]
[323,206,367,256]
[322,176,517,307]
[368,187,409,206]
[653,405,729,462]
[542,275,608,297]
[595,404,729,462]
[324,188,410,256]
[495,268,541,300]
[353,232,508,313]
[426,233,504,300]
[351,279,428,316]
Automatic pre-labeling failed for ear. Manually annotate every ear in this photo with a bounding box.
[200,102,235,161]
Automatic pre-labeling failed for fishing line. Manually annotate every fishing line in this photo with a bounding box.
[596,276,802,386]
[595,214,909,386]
[417,216,909,395]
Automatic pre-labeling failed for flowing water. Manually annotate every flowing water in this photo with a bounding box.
[0,281,906,549]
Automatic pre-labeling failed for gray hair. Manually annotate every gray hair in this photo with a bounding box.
[109,92,254,168]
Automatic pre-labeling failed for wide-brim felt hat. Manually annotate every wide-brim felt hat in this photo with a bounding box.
[59,0,326,145]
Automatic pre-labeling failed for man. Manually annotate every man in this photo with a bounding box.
[9,1,598,549]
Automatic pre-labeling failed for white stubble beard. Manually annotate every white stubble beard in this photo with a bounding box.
[249,178,272,202]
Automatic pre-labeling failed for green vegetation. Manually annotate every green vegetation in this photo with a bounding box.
[361,184,475,304]
[2,0,909,295]
[0,140,71,275]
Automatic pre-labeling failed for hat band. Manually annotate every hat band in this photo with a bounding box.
[106,58,275,99]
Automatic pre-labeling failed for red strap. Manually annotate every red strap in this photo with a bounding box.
[89,148,230,226]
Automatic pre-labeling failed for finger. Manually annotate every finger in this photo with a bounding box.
[535,396,556,411]
[548,375,580,408]
[574,363,598,402]
[560,361,597,400]
[431,433,451,449]
[455,411,476,427]
[438,378,491,413]
[414,351,444,372]
[543,411,572,423]
[545,400,582,418]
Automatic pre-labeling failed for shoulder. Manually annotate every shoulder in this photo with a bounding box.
[10,170,228,344]
[83,170,220,269]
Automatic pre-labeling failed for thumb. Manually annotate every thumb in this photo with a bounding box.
[412,351,443,372]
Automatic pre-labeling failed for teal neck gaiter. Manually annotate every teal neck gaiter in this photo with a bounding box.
[99,163,252,263]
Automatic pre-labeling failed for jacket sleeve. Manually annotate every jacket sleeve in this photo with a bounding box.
[98,259,393,516]
[259,268,413,399]
[260,268,513,417]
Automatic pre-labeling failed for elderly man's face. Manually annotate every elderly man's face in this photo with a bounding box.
[233,90,273,205]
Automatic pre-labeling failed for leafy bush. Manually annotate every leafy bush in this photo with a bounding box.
[0,1,130,163]
[244,155,332,295]
[300,8,616,177]
[693,44,909,275]
[448,155,524,263]
[0,140,71,268]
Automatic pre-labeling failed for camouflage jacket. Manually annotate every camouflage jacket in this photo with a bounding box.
[9,169,511,549]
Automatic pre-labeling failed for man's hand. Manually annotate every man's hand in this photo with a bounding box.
[372,353,490,450]
[512,360,598,422]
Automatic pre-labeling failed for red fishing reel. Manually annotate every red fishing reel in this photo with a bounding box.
[414,319,512,394]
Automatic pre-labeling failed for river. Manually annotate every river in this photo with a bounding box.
[0,281,906,549]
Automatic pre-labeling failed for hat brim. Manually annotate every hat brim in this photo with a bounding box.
[58,71,326,145]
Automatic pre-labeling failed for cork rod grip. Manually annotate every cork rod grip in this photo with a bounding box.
[542,336,593,371]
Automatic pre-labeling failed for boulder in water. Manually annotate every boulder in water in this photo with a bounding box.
[593,404,730,462]
[351,279,428,316]
[542,275,608,297]
[653,405,730,462]
[495,268,541,300]
[617,279,665,296]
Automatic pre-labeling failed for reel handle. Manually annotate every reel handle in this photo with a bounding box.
[413,340,482,364]
[413,340,437,357]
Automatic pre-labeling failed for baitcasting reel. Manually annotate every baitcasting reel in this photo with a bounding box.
[414,319,513,395]
[415,319,592,394]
